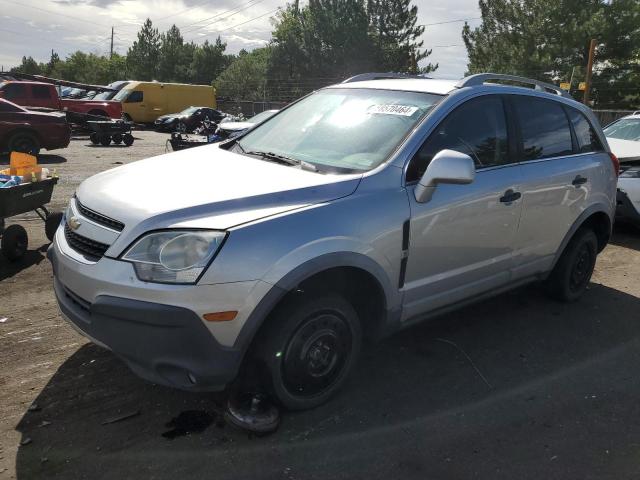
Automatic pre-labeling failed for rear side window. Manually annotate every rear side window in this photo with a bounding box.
[32,85,51,99]
[2,83,27,100]
[407,95,510,181]
[566,108,604,153]
[513,96,573,161]
[126,91,143,103]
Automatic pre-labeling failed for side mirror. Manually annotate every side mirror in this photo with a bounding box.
[414,149,475,203]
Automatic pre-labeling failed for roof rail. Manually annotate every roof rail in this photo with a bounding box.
[456,73,573,98]
[342,72,430,83]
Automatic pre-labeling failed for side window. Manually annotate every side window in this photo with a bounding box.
[32,85,51,99]
[126,91,143,103]
[0,102,19,112]
[566,108,604,153]
[407,95,510,182]
[512,96,573,161]
[3,84,26,100]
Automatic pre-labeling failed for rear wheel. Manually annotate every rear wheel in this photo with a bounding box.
[1,224,28,261]
[123,133,134,146]
[255,293,362,410]
[546,228,598,302]
[89,132,99,144]
[176,121,187,133]
[8,132,40,155]
[112,133,123,145]
[99,135,111,146]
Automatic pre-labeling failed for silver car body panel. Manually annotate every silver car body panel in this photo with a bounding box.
[50,76,618,386]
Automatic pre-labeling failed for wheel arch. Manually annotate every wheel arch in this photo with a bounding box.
[233,252,400,357]
[550,205,613,272]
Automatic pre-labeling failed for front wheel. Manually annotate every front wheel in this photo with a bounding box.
[8,132,40,155]
[256,293,362,410]
[546,228,598,302]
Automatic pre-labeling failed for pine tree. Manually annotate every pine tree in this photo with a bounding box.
[127,18,161,80]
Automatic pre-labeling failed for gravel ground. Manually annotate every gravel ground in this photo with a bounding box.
[1,132,640,479]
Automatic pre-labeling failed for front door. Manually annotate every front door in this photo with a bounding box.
[402,95,523,321]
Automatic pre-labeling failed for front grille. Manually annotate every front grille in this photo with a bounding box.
[76,199,124,232]
[64,224,109,259]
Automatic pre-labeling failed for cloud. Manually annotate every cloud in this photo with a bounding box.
[1,0,479,78]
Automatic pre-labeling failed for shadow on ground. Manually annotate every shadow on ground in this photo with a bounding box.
[0,244,47,281]
[13,282,640,479]
[610,222,640,250]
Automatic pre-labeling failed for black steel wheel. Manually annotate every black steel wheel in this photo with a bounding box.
[257,293,362,410]
[546,228,598,302]
[45,211,63,242]
[8,132,40,155]
[112,133,123,144]
[123,133,134,146]
[89,132,99,144]
[1,224,28,261]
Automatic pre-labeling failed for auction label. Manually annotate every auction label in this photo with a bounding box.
[368,104,419,116]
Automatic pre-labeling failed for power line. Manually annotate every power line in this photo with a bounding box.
[182,0,267,35]
[193,8,278,40]
[421,17,482,27]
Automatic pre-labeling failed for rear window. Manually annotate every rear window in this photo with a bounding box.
[126,91,143,103]
[566,108,604,153]
[32,85,51,99]
[113,89,143,102]
[513,96,573,160]
[2,83,27,100]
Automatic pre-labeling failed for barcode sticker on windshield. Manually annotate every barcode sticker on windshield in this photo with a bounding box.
[368,105,419,116]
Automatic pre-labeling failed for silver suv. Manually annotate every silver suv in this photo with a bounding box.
[49,73,618,410]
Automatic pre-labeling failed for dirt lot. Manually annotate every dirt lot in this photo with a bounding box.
[2,132,640,479]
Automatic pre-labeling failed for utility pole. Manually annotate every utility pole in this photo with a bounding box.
[583,38,597,105]
[110,27,114,59]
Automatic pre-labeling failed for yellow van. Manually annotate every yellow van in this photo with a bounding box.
[113,82,216,123]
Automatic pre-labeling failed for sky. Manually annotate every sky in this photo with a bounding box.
[0,0,481,79]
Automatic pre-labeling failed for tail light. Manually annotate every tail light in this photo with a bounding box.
[609,152,620,177]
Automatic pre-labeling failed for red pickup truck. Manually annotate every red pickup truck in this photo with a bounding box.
[0,81,122,119]
[0,98,70,155]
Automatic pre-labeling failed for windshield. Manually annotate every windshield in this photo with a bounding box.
[93,91,114,100]
[238,88,442,172]
[179,106,199,115]
[248,110,277,123]
[604,118,640,141]
[113,88,131,102]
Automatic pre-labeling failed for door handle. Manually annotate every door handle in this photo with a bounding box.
[499,189,522,204]
[572,175,588,187]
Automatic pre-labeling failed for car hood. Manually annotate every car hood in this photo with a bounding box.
[607,138,640,162]
[76,145,361,234]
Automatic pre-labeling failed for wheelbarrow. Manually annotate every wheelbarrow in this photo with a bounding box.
[0,178,62,261]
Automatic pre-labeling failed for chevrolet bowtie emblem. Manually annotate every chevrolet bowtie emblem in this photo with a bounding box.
[68,216,82,231]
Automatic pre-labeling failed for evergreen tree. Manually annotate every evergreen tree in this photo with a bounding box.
[127,18,161,80]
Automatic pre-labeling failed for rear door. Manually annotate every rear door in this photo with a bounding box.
[510,95,608,279]
[402,95,524,320]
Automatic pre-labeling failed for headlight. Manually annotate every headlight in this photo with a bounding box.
[121,230,226,284]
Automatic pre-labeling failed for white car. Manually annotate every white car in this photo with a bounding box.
[603,113,640,225]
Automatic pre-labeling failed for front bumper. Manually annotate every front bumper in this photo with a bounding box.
[616,189,640,225]
[48,229,271,391]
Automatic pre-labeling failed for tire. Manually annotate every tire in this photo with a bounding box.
[1,224,28,261]
[546,228,598,302]
[100,135,111,146]
[112,133,123,145]
[123,133,134,146]
[255,293,362,410]
[176,121,187,133]
[8,132,40,155]
[45,211,63,242]
[89,132,99,145]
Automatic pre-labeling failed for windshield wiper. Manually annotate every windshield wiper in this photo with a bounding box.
[245,150,318,172]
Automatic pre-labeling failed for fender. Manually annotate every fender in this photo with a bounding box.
[548,203,613,273]
[232,252,400,353]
